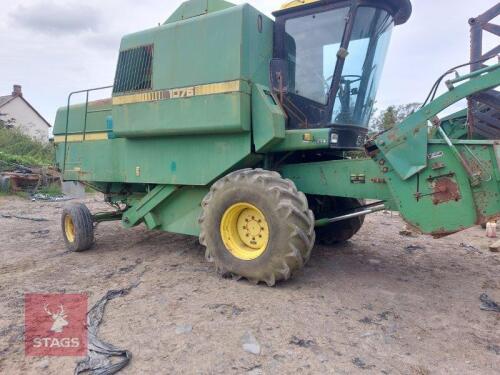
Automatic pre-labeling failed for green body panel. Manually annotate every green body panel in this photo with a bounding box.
[57,133,251,185]
[122,184,177,228]
[113,90,251,137]
[378,142,496,235]
[120,186,208,236]
[117,4,272,91]
[54,101,111,135]
[252,84,286,152]
[280,158,395,206]
[438,109,469,140]
[165,0,235,24]
[112,1,274,138]
[154,186,209,236]
[270,129,331,152]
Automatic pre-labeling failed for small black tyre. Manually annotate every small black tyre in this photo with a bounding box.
[199,169,315,286]
[61,203,94,252]
[308,195,365,245]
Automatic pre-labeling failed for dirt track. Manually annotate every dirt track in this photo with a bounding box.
[0,195,499,374]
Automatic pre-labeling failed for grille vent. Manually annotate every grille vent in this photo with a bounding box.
[113,45,153,94]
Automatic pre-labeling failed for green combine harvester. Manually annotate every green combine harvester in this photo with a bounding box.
[54,0,500,285]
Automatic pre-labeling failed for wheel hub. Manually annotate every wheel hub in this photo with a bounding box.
[220,203,269,260]
[64,215,75,243]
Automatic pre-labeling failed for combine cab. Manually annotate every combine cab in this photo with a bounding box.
[53,0,500,285]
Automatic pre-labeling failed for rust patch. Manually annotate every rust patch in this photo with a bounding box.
[370,178,386,184]
[88,98,112,107]
[387,132,398,142]
[431,162,445,170]
[400,214,462,238]
[476,213,500,227]
[431,228,460,239]
[431,117,441,127]
[431,177,461,205]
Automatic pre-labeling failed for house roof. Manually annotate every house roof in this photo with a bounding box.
[0,93,51,128]
[0,95,15,108]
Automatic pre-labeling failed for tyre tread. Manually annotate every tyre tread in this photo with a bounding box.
[199,169,315,286]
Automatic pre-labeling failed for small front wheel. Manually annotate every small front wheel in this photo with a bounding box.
[61,203,94,252]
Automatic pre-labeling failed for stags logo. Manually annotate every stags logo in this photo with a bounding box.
[44,304,69,333]
[25,294,87,356]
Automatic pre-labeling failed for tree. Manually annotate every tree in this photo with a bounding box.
[369,102,421,134]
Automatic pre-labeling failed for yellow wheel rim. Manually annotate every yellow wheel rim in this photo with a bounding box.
[220,203,270,260]
[64,215,76,243]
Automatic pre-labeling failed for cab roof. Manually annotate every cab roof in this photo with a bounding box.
[274,0,412,26]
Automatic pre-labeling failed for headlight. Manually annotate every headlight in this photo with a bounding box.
[330,133,339,144]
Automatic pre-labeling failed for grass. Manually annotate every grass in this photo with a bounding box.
[0,127,54,168]
[85,185,97,194]
[37,182,62,196]
[14,191,30,199]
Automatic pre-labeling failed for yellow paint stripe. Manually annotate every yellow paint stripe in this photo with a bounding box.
[54,132,109,144]
[112,80,242,106]
[280,0,319,10]
[194,80,241,96]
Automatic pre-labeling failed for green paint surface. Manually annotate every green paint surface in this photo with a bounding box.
[280,158,394,206]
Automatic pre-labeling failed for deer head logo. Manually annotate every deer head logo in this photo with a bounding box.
[44,304,68,333]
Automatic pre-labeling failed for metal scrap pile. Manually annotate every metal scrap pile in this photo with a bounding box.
[0,160,60,194]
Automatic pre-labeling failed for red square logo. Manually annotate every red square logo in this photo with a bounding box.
[25,294,87,356]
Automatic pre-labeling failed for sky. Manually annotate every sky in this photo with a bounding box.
[0,0,498,126]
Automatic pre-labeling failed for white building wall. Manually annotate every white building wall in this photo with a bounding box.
[1,97,50,143]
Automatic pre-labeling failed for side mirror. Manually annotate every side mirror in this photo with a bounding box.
[269,58,290,93]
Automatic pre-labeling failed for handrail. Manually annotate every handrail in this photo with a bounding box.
[446,63,500,89]
[62,85,113,175]
[370,63,500,181]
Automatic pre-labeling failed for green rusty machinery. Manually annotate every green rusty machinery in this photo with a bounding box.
[54,0,500,285]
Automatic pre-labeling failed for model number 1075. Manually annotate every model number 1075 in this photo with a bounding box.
[169,87,195,98]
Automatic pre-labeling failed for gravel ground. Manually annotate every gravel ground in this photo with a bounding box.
[0,195,499,374]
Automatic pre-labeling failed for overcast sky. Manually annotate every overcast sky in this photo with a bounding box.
[0,0,498,125]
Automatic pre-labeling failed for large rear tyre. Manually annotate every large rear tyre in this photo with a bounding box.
[61,203,94,252]
[199,169,315,286]
[308,195,365,245]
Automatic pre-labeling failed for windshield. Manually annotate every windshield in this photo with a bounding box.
[332,7,394,126]
[285,7,349,104]
[283,6,394,128]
